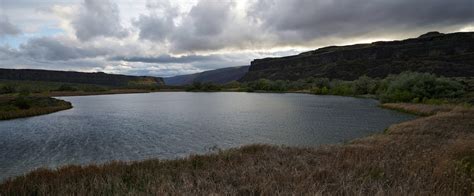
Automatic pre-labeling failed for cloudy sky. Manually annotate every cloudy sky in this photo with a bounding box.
[0,0,473,77]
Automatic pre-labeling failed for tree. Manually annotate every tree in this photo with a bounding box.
[353,75,378,95]
[378,72,464,103]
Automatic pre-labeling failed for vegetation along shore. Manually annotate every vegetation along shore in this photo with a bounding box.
[0,94,72,121]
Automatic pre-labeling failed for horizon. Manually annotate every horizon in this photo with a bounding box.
[1,0,473,77]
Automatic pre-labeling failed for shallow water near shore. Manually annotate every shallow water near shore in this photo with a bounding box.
[0,92,414,181]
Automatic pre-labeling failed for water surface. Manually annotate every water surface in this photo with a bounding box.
[0,92,414,180]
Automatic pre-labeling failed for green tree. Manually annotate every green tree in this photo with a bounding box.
[378,72,464,103]
[353,75,378,95]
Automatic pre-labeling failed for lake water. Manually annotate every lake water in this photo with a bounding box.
[0,92,414,180]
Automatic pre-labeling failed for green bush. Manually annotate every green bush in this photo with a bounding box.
[186,82,221,92]
[0,85,16,94]
[310,87,321,94]
[19,87,31,96]
[353,75,378,95]
[83,85,108,92]
[330,80,354,96]
[56,84,78,91]
[321,86,329,95]
[13,96,31,110]
[378,72,464,103]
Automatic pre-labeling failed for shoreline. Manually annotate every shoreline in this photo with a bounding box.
[0,97,72,121]
[1,103,471,194]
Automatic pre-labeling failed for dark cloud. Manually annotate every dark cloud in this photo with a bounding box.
[110,54,223,64]
[133,14,174,42]
[133,1,177,42]
[134,0,237,52]
[19,37,107,61]
[169,1,235,52]
[248,0,474,42]
[187,0,233,36]
[133,0,473,53]
[0,16,22,36]
[72,0,128,41]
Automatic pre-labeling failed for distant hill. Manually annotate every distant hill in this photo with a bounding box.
[0,68,164,87]
[164,66,249,86]
[241,32,474,81]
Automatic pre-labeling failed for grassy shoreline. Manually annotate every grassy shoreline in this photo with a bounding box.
[1,103,472,195]
[0,96,72,120]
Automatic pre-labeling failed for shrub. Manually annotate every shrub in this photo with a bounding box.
[378,72,464,103]
[330,80,354,96]
[353,75,378,95]
[224,81,241,89]
[321,86,329,95]
[0,85,16,94]
[56,84,78,91]
[13,96,31,110]
[186,82,221,92]
[19,87,31,96]
[83,85,108,92]
[310,87,321,94]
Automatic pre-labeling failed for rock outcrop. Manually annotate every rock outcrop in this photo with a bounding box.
[241,32,474,81]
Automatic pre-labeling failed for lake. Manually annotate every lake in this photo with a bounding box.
[0,92,414,180]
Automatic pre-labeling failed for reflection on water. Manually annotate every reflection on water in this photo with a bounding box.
[0,92,414,180]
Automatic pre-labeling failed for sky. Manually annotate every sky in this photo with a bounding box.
[0,0,473,77]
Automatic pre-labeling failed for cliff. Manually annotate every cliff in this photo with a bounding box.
[0,68,164,87]
[241,32,474,81]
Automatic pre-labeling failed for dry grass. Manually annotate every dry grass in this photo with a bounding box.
[381,103,456,116]
[0,104,473,195]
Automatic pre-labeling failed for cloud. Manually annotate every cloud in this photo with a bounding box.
[133,14,174,42]
[0,16,22,36]
[187,0,233,36]
[247,0,474,43]
[132,0,178,42]
[72,0,128,41]
[18,36,109,61]
[110,54,223,64]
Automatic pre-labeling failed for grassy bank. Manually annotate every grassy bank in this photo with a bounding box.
[0,104,472,195]
[0,96,72,120]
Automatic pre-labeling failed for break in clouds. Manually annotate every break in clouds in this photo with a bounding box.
[0,0,473,77]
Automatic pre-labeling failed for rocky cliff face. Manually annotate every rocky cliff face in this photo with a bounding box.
[241,32,474,81]
[0,68,164,87]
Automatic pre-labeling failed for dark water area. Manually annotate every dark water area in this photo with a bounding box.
[0,92,415,181]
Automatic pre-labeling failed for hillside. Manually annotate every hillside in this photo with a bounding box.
[164,66,249,85]
[0,68,164,87]
[241,32,474,81]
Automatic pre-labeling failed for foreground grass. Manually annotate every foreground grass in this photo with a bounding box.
[0,96,72,120]
[1,104,473,195]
